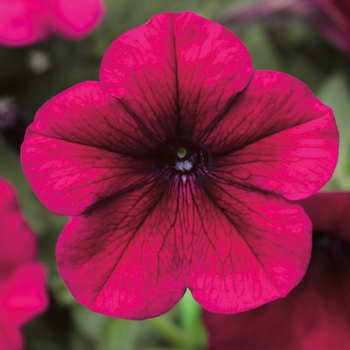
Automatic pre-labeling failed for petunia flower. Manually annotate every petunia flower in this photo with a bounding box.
[203,191,350,350]
[0,0,105,47]
[0,177,47,350]
[21,11,338,319]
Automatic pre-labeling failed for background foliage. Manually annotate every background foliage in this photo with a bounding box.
[1,0,349,349]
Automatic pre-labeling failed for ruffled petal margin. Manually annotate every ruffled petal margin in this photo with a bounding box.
[100,11,253,141]
[21,81,157,216]
[188,179,311,313]
[210,71,338,200]
[203,232,350,350]
[57,174,311,318]
[56,179,186,319]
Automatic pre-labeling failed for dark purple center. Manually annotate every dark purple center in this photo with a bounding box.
[153,137,210,177]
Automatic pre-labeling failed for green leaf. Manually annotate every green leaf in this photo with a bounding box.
[316,72,350,189]
[178,289,200,331]
[96,318,139,350]
[69,331,95,350]
[242,26,282,71]
[178,290,207,348]
[71,304,107,341]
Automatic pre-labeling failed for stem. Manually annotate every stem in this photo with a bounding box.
[147,317,197,348]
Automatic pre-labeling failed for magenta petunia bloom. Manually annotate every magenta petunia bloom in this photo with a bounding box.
[203,192,350,350]
[0,0,105,47]
[0,177,47,350]
[21,11,338,319]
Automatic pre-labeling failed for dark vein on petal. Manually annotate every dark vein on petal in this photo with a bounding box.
[28,127,152,160]
[83,174,161,215]
[171,15,181,136]
[119,99,164,145]
[188,182,221,265]
[90,178,171,304]
[198,89,246,145]
[200,181,282,292]
[212,110,331,158]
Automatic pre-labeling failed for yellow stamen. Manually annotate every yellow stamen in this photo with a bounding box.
[177,147,187,158]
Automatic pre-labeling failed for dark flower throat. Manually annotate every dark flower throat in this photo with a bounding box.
[154,138,210,177]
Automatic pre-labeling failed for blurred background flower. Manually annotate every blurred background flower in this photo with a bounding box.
[0,177,47,350]
[0,0,105,47]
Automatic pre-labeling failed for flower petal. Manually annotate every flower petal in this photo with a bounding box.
[100,11,253,140]
[56,179,186,319]
[0,0,47,47]
[0,263,47,326]
[21,81,156,216]
[203,236,350,350]
[187,178,311,313]
[0,323,22,350]
[299,192,350,240]
[210,71,338,200]
[0,178,37,271]
[56,172,311,318]
[48,0,105,39]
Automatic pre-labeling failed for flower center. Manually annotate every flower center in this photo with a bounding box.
[154,138,210,177]
[177,147,187,158]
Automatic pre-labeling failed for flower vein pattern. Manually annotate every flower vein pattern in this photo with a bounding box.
[203,192,350,350]
[21,11,339,319]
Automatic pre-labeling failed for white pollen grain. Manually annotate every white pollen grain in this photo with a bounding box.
[175,160,193,172]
